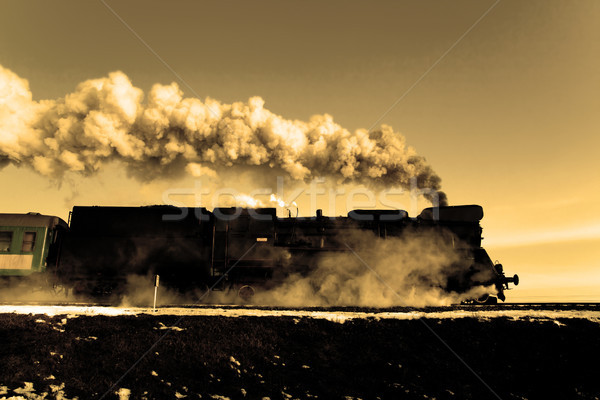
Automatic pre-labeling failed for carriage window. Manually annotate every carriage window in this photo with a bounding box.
[0,231,12,252]
[21,232,36,252]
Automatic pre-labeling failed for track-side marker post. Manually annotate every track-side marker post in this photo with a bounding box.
[153,275,160,312]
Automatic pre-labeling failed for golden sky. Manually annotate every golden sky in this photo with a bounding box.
[1,0,599,302]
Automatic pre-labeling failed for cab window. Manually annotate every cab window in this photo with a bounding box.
[0,231,12,252]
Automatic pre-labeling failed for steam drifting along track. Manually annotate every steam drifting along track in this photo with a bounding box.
[2,302,600,323]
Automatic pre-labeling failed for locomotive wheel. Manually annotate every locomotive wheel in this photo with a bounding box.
[238,285,255,302]
[52,283,70,297]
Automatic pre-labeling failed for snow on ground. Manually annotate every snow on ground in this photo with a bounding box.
[115,388,130,400]
[1,305,600,323]
[0,382,78,400]
[154,322,185,331]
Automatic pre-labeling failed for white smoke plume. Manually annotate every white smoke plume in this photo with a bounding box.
[0,65,447,205]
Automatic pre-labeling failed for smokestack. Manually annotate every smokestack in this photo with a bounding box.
[0,65,448,205]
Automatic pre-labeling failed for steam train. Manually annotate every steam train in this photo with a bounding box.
[0,205,518,303]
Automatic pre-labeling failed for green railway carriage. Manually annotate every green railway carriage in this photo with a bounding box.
[0,213,68,276]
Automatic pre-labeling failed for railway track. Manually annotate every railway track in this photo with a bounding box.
[0,301,599,311]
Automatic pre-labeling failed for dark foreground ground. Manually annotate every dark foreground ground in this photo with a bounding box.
[0,311,599,400]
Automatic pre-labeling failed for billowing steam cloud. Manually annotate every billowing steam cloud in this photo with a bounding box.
[198,229,493,308]
[0,65,447,205]
[113,228,494,308]
[251,229,492,307]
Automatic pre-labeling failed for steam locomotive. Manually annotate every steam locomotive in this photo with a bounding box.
[0,205,518,303]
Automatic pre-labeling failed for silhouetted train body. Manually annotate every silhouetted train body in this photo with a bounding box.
[0,205,518,303]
